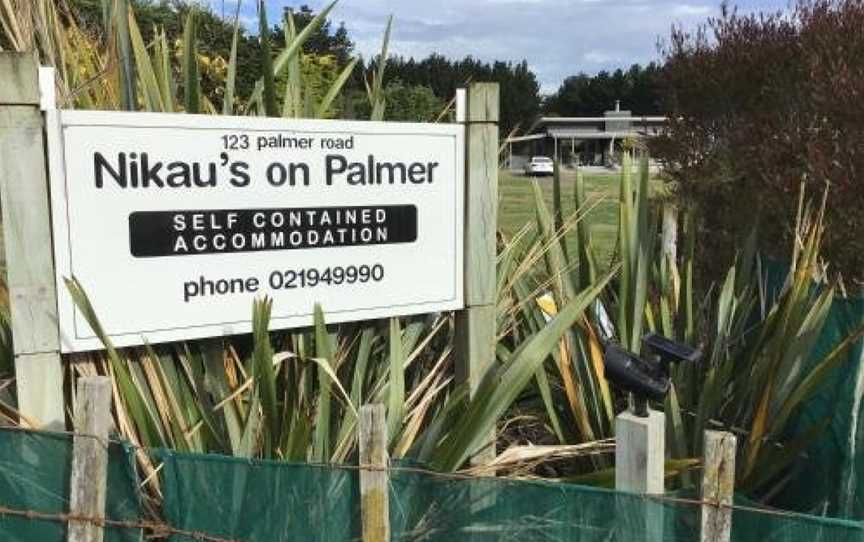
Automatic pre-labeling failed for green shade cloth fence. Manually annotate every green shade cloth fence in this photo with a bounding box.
[0,428,141,542]
[779,291,864,518]
[158,449,360,541]
[1,427,863,541]
[763,260,864,519]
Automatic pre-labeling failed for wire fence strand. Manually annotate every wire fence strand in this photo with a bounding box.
[0,504,245,542]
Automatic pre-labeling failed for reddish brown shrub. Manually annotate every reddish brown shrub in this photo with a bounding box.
[653,0,864,288]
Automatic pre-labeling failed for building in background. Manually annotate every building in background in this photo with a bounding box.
[506,102,666,171]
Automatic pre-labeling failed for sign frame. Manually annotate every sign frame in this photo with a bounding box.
[45,109,465,352]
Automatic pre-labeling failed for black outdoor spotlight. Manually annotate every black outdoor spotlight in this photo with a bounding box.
[603,333,701,417]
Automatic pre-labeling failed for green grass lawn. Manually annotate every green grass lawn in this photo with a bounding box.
[499,169,622,266]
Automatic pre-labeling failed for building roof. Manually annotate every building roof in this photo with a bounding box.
[537,116,667,124]
[504,113,668,144]
[505,134,546,143]
[546,129,652,139]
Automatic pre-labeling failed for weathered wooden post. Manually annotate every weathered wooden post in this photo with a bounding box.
[68,376,113,542]
[701,430,736,542]
[661,203,679,267]
[0,52,65,430]
[359,404,390,542]
[616,410,665,539]
[615,411,666,494]
[455,83,499,466]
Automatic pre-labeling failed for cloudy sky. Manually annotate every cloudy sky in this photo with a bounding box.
[207,0,789,93]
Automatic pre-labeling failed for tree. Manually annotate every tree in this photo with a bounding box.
[383,80,445,122]
[653,0,864,288]
[69,0,356,109]
[271,5,354,66]
[543,63,664,116]
[376,54,541,133]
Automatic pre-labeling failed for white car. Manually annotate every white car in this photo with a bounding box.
[524,156,554,177]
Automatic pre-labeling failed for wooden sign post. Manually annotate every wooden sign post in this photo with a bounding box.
[455,83,499,466]
[0,52,64,430]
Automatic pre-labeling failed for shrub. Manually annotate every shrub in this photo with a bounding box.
[653,0,864,289]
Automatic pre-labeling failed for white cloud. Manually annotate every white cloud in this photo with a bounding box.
[583,50,618,65]
[672,4,713,16]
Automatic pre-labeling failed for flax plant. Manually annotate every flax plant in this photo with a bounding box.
[530,153,864,497]
[0,0,123,108]
[62,243,612,472]
[686,191,864,494]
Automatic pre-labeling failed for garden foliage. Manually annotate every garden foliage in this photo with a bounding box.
[654,0,864,289]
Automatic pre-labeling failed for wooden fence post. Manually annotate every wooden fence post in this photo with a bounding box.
[701,430,737,542]
[615,410,666,494]
[615,410,665,539]
[68,377,113,542]
[0,52,64,430]
[455,83,499,466]
[359,404,390,542]
[662,203,678,268]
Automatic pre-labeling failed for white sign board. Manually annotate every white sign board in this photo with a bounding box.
[47,111,464,352]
